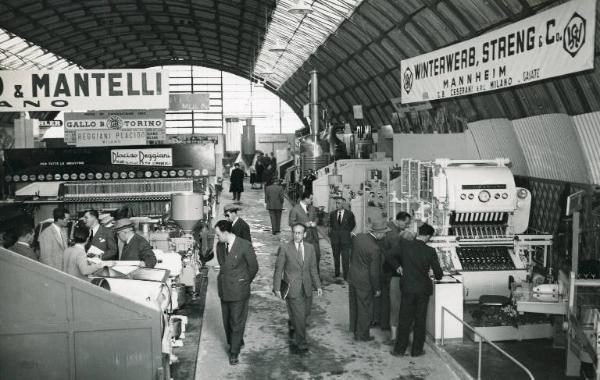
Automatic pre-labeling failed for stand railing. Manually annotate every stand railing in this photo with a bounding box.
[441,306,534,380]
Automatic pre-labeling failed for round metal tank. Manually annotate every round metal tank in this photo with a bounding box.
[241,123,255,159]
[301,154,330,175]
[171,193,203,231]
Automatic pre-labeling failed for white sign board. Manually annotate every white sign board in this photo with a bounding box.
[75,130,147,147]
[169,93,210,111]
[400,0,595,103]
[111,148,173,167]
[353,105,363,120]
[0,69,169,111]
[64,110,165,130]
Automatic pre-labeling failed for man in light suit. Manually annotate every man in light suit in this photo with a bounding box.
[39,207,70,271]
[288,191,320,273]
[225,204,252,242]
[265,180,285,235]
[329,197,355,279]
[273,222,322,354]
[8,224,38,261]
[83,209,118,260]
[214,219,258,365]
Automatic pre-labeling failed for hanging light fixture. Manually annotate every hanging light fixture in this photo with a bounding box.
[289,0,313,15]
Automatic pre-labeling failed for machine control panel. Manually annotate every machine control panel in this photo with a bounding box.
[456,246,515,271]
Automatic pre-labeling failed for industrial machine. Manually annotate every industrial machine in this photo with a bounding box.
[399,158,552,302]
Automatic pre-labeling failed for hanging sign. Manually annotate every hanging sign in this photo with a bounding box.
[169,93,210,110]
[111,148,173,166]
[400,0,595,104]
[0,68,169,111]
[74,130,147,147]
[64,110,165,130]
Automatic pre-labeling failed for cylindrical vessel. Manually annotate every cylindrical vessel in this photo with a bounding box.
[241,119,255,161]
[171,193,203,232]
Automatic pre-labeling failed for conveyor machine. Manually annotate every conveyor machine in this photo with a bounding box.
[426,159,552,302]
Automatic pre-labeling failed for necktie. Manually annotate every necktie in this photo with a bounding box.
[85,229,93,251]
[338,211,343,224]
[226,243,230,254]
[297,243,304,263]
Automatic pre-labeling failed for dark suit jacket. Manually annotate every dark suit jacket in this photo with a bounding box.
[8,242,39,261]
[119,233,157,268]
[89,225,118,260]
[288,202,317,228]
[387,239,443,295]
[229,168,245,193]
[265,183,285,210]
[329,208,355,248]
[231,217,251,242]
[216,237,258,302]
[348,233,381,292]
[273,241,321,299]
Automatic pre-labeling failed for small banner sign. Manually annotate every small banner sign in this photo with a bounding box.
[111,148,173,166]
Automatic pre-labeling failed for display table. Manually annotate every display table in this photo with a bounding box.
[427,275,464,341]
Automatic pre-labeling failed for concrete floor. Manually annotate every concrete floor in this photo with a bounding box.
[194,183,460,380]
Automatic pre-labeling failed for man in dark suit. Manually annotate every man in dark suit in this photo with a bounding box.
[83,209,118,260]
[265,180,285,235]
[8,224,38,261]
[376,212,414,337]
[288,191,320,273]
[328,197,355,279]
[214,219,258,365]
[348,220,387,341]
[388,223,443,357]
[225,204,252,242]
[114,218,157,268]
[273,222,322,354]
[229,163,245,202]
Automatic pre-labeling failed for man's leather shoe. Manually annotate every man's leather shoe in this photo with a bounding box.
[390,350,404,357]
[229,354,239,365]
[411,350,425,357]
[291,346,309,355]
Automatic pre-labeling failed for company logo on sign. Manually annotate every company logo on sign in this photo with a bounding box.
[403,68,413,94]
[111,148,173,166]
[107,115,124,130]
[563,12,586,57]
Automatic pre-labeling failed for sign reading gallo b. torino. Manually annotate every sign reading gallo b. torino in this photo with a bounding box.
[400,0,595,104]
[0,68,169,111]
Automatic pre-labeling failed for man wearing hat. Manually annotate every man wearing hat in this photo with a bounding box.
[265,179,285,235]
[389,223,443,357]
[348,220,387,341]
[114,218,157,268]
[224,204,251,242]
[328,197,355,280]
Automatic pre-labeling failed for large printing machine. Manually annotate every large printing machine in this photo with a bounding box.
[315,157,554,341]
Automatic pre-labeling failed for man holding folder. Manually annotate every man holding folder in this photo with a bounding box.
[273,222,322,354]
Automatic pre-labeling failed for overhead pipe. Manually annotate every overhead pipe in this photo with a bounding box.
[310,70,320,157]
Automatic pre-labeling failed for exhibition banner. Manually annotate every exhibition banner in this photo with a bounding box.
[400,0,595,103]
[111,148,173,166]
[0,68,169,111]
[169,93,210,110]
[64,110,165,130]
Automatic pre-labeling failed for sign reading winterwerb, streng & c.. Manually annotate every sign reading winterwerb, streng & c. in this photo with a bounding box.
[400,0,595,104]
[111,148,173,167]
[0,69,169,111]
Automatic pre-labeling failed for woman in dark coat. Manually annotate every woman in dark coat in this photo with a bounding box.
[229,163,245,202]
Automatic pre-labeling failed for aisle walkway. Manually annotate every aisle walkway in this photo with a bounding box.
[195,183,460,380]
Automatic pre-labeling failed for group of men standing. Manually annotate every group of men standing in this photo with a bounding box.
[7,207,157,276]
[213,185,444,365]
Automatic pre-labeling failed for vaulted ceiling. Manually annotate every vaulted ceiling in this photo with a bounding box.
[0,0,599,132]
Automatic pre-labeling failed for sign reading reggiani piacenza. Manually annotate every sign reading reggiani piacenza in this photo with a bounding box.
[400,0,595,104]
[0,68,169,111]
